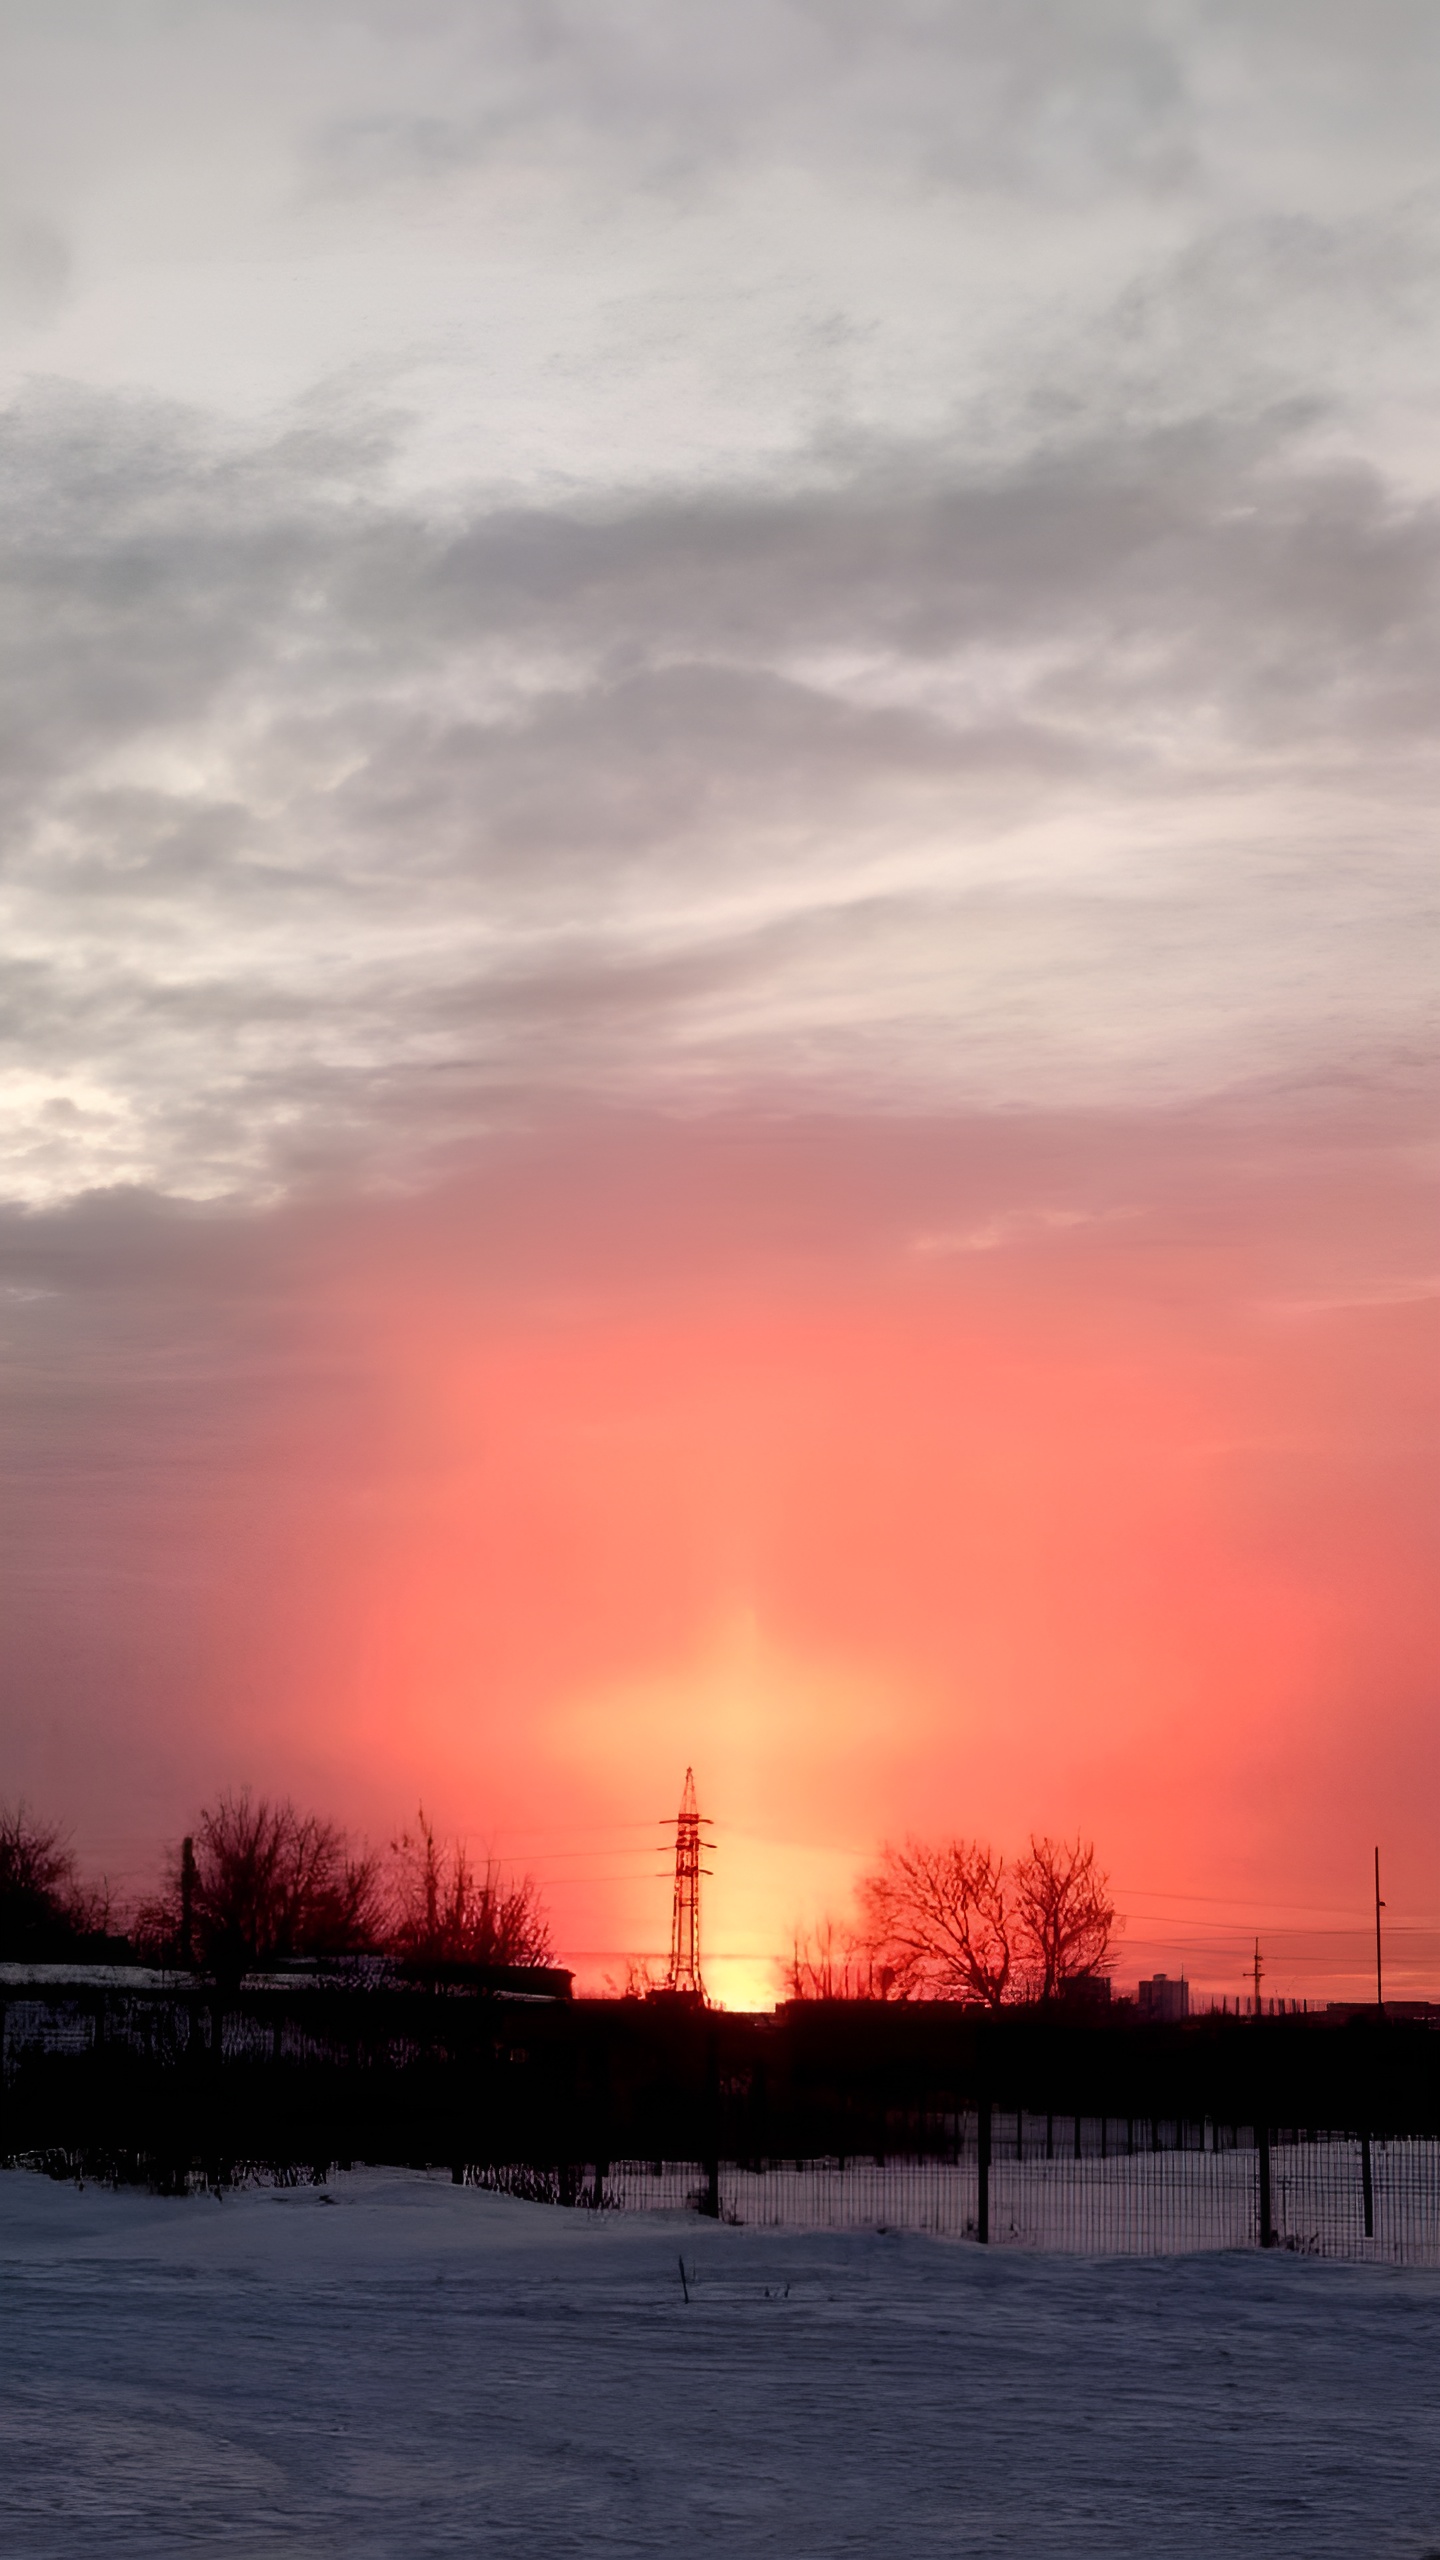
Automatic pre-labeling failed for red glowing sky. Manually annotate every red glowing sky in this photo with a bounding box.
[3,1097,1434,2005]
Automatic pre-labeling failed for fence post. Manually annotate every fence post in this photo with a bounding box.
[590,2026,612,2208]
[1361,2132,1374,2240]
[977,2096,991,2244]
[1258,2124,1274,2248]
[700,2028,721,2219]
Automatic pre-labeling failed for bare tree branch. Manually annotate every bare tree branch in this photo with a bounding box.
[857,1838,1013,2008]
[1012,1835,1117,1999]
[785,1918,894,2001]
[0,1802,116,1956]
[140,1793,382,1976]
[388,1809,553,1969]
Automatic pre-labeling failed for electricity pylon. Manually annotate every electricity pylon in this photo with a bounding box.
[665,1767,712,2001]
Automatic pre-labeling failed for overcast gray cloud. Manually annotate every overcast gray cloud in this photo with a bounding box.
[0,1,1436,1203]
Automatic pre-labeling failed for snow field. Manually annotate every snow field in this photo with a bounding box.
[2,2165,1439,2557]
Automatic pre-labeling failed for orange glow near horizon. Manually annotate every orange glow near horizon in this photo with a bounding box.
[6,1107,1435,2008]
[330,1273,1430,2006]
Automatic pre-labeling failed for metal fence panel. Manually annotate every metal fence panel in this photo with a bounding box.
[500,2137,1440,2262]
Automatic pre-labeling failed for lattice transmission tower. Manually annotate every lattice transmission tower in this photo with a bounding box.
[665,1767,712,2001]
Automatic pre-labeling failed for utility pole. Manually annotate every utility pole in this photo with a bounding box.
[1374,1847,1385,2016]
[1251,1937,1263,2019]
[179,1835,197,1969]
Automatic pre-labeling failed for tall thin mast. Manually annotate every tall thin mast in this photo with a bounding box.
[666,1767,709,2000]
[1374,1847,1385,2015]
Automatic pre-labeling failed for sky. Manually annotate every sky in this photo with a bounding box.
[0,0,1436,2006]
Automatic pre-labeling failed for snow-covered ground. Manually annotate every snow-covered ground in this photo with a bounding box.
[2,2167,1438,2557]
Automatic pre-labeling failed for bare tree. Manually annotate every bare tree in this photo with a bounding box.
[1012,1835,1116,1999]
[0,1803,111,1956]
[144,1794,382,1976]
[785,1918,892,2001]
[388,1810,553,1969]
[603,1956,664,1999]
[857,1838,1013,2007]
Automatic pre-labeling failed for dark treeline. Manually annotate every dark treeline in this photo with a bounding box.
[3,1795,1123,2011]
[0,1805,119,1960]
[5,1792,1436,2189]
[0,1795,551,1979]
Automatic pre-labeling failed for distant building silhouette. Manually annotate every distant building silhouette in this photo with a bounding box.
[1137,1973,1189,2022]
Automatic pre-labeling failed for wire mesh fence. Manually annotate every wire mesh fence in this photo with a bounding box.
[472,2126,1440,2262]
[9,1983,1440,2257]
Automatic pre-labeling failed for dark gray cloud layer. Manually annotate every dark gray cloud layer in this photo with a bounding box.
[1,376,1435,1201]
[0,1,1436,1202]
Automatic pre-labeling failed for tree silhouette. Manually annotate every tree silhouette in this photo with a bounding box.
[858,1838,1013,2007]
[1013,1834,1116,1998]
[388,1810,552,1968]
[148,1794,382,1977]
[846,1832,1117,2005]
[0,1803,111,1957]
[785,1918,892,2001]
